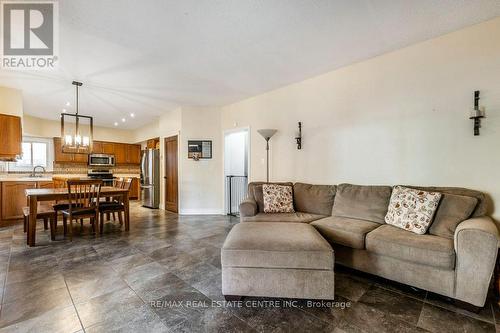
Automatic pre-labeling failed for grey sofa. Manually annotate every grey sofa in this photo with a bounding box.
[236,182,499,307]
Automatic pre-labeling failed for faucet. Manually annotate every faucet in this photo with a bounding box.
[31,165,46,178]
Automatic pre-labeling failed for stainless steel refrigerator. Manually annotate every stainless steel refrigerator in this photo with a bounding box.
[140,149,160,208]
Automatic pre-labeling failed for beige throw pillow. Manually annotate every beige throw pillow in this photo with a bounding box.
[429,193,478,239]
[262,184,295,213]
[385,186,442,234]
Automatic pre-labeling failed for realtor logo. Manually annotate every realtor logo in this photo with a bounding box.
[1,1,59,70]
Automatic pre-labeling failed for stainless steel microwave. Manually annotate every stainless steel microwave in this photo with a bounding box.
[88,154,115,167]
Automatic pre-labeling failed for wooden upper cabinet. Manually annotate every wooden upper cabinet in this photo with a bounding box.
[53,139,140,165]
[92,141,103,154]
[53,138,88,164]
[114,143,127,164]
[127,145,141,164]
[54,138,74,163]
[73,151,88,164]
[0,114,22,159]
[102,142,115,154]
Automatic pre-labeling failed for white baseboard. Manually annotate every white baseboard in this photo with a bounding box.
[179,208,225,215]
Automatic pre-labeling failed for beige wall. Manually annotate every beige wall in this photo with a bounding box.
[23,115,136,143]
[0,87,23,118]
[221,17,500,219]
[179,107,223,214]
[133,120,161,143]
[154,107,223,214]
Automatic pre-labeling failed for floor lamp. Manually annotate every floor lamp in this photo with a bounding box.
[257,129,278,183]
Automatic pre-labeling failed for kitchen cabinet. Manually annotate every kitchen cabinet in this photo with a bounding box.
[54,139,141,165]
[102,142,115,154]
[126,145,141,164]
[54,138,89,164]
[130,177,139,199]
[54,138,75,163]
[0,114,22,161]
[92,141,103,154]
[0,180,57,225]
[1,181,37,221]
[114,143,127,164]
[146,138,159,149]
[73,151,89,164]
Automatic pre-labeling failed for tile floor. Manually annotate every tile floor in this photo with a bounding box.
[0,203,498,332]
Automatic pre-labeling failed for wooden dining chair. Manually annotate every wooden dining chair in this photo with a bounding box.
[98,178,132,233]
[22,204,57,241]
[62,179,102,240]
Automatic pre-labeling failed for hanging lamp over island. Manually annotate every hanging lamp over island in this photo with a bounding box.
[61,81,93,154]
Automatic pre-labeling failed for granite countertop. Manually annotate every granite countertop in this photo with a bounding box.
[0,176,53,182]
[0,173,140,182]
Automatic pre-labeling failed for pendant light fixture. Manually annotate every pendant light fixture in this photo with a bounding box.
[61,81,93,153]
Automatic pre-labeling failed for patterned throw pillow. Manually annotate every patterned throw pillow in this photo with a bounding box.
[385,186,442,234]
[262,184,295,213]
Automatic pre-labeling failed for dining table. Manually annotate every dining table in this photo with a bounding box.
[25,186,130,247]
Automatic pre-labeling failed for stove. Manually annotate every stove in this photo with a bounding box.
[87,169,114,186]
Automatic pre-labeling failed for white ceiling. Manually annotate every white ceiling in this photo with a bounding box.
[1,0,499,129]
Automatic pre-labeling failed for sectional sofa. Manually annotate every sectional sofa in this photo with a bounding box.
[227,182,499,307]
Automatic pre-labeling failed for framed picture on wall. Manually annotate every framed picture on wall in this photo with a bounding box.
[188,140,212,159]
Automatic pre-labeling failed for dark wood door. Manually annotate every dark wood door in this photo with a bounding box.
[164,135,178,213]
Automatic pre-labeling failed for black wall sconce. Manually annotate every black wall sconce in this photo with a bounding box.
[295,122,302,149]
[469,90,486,136]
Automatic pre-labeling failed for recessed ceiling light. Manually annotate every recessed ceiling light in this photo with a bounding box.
[62,108,66,113]
[121,118,126,122]
[65,102,70,106]
[114,122,118,126]
[130,113,135,118]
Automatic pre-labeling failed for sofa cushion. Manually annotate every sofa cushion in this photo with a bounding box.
[385,186,442,235]
[293,183,336,216]
[405,185,487,217]
[248,182,294,212]
[331,184,393,224]
[366,225,455,270]
[429,194,478,239]
[222,222,333,270]
[311,216,380,249]
[241,212,326,223]
[262,184,295,213]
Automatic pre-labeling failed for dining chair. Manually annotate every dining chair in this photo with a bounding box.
[62,179,102,240]
[22,204,57,241]
[103,177,124,222]
[98,178,131,233]
[52,179,74,236]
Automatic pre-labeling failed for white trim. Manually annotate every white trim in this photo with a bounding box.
[179,208,224,215]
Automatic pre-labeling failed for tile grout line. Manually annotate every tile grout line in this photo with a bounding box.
[112,260,170,331]
[0,230,14,320]
[63,276,86,333]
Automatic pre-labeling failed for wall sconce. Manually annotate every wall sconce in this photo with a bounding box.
[295,122,302,149]
[469,90,486,136]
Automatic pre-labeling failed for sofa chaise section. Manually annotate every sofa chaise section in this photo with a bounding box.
[221,222,335,300]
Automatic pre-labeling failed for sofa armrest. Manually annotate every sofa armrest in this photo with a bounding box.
[454,216,499,306]
[239,198,258,217]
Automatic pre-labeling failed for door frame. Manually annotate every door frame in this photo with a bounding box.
[164,135,179,213]
[222,126,251,215]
